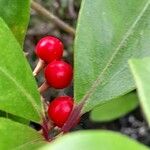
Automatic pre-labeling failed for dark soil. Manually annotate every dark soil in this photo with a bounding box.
[77,108,150,146]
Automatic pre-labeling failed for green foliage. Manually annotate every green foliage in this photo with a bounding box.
[0,118,46,150]
[74,0,150,112]
[90,92,138,122]
[40,130,149,150]
[0,18,43,123]
[129,58,150,126]
[0,0,30,46]
[0,0,149,149]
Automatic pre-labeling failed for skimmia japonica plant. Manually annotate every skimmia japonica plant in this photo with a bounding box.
[0,0,150,149]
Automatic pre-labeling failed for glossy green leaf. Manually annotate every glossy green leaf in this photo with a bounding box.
[0,0,30,45]
[129,57,150,126]
[90,92,138,122]
[74,0,150,112]
[0,18,43,123]
[0,118,46,149]
[40,130,148,150]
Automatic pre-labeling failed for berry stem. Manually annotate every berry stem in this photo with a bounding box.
[38,81,50,94]
[33,59,45,76]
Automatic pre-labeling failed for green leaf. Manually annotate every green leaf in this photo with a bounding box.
[74,0,150,112]
[0,0,30,45]
[129,57,150,126]
[40,130,148,150]
[90,92,138,122]
[0,18,43,123]
[0,118,46,149]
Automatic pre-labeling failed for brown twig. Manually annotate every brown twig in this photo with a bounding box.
[68,0,77,19]
[31,1,75,35]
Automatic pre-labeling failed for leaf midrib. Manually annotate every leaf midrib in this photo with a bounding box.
[0,66,42,120]
[80,0,150,105]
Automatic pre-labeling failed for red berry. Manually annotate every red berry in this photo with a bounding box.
[35,36,63,63]
[48,96,74,127]
[44,60,73,89]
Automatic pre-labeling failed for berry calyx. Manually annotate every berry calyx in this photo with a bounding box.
[48,96,74,127]
[44,60,73,89]
[35,36,63,63]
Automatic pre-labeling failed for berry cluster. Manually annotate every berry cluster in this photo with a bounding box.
[35,36,74,128]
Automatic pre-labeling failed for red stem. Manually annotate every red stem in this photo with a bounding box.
[61,101,84,132]
[42,118,49,141]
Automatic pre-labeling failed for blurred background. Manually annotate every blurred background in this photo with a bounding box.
[24,0,150,146]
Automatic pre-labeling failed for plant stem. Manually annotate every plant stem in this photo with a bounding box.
[61,101,84,132]
[31,1,75,35]
[38,81,50,94]
[42,118,50,141]
[33,59,46,76]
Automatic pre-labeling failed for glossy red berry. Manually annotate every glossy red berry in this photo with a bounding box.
[35,36,63,63]
[44,60,73,89]
[48,96,74,127]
